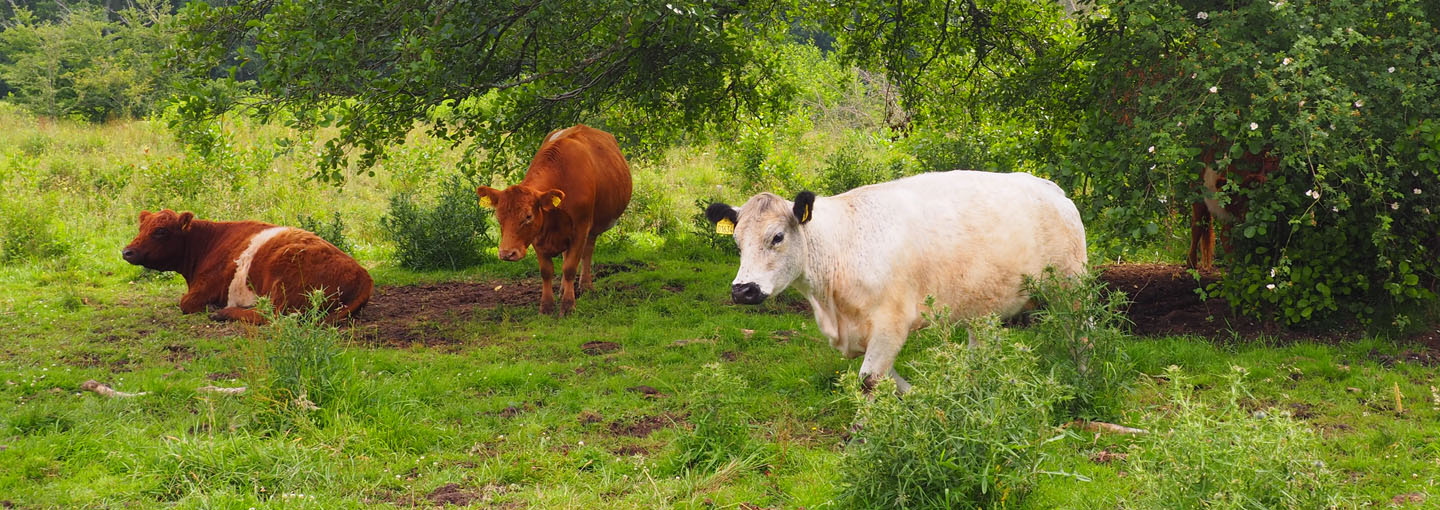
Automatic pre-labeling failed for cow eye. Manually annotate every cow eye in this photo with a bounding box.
[151,228,169,239]
[770,233,784,246]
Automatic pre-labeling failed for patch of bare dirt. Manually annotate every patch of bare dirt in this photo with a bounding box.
[1097,264,1389,343]
[349,280,541,346]
[607,413,682,438]
[427,483,477,506]
[626,385,663,398]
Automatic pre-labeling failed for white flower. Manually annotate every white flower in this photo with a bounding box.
[1305,189,1319,199]
[1414,188,1422,195]
[1209,86,1219,93]
[1331,206,1339,213]
[1269,267,1277,278]
[1282,58,1292,65]
[1250,122,1259,131]
[1177,121,1185,127]
[1266,283,1277,290]
[1388,66,1396,73]
[1354,100,1364,108]
[1197,11,1209,20]
[1391,202,1400,210]
[1148,146,1156,153]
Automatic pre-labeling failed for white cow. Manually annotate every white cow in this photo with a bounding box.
[706,170,1087,393]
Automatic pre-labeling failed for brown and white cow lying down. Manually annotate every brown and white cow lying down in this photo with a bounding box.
[707,170,1087,393]
[477,124,632,316]
[122,209,372,324]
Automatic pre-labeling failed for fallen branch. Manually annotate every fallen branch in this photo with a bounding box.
[80,380,147,398]
[1068,420,1147,435]
[197,385,247,395]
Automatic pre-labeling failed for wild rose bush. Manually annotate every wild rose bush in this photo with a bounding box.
[1057,0,1440,325]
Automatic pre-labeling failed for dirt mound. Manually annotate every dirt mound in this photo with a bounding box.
[349,280,541,346]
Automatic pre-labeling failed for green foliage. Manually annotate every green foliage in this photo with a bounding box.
[380,174,490,270]
[812,132,907,196]
[1058,0,1440,325]
[663,363,769,475]
[838,316,1069,509]
[0,0,176,121]
[295,211,352,255]
[174,0,802,182]
[256,291,349,411]
[1024,267,1134,422]
[1127,366,1354,509]
[0,196,69,262]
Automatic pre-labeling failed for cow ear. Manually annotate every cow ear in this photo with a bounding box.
[705,203,739,235]
[792,191,816,225]
[476,186,499,209]
[139,210,152,223]
[539,189,565,211]
[177,212,194,231]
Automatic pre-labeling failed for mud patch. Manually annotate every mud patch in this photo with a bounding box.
[350,280,541,346]
[593,260,651,279]
[1367,349,1440,368]
[625,385,663,398]
[427,483,477,506]
[607,413,682,438]
[162,344,194,363]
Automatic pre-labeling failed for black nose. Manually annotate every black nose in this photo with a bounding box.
[731,282,767,305]
[121,248,135,261]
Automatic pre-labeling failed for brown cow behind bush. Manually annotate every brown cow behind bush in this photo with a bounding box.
[122,209,372,324]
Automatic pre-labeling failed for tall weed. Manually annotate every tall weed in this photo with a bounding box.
[838,315,1070,509]
[255,292,349,411]
[663,363,770,475]
[1024,267,1134,421]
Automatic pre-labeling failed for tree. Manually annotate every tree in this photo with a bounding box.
[173,0,801,182]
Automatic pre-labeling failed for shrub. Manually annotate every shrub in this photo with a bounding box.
[837,315,1069,509]
[663,363,769,475]
[1060,0,1440,325]
[380,174,491,270]
[1023,267,1134,421]
[1127,366,1354,509]
[295,211,353,255]
[691,197,740,256]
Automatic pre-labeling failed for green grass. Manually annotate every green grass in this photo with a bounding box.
[1,105,1437,508]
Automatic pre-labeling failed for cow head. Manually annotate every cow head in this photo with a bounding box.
[477,185,566,261]
[122,209,194,271]
[706,191,816,305]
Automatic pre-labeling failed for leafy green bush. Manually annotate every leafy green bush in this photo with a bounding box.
[1060,0,1440,325]
[1024,267,1134,422]
[295,212,353,255]
[838,316,1069,509]
[380,175,490,270]
[663,363,769,475]
[1127,366,1353,509]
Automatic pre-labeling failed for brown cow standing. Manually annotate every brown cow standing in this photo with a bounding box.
[1187,146,1278,268]
[477,124,632,316]
[122,209,373,324]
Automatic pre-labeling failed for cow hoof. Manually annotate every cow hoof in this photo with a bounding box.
[540,303,556,315]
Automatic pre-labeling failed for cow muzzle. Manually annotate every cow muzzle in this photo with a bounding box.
[497,248,524,262]
[121,248,139,264]
[731,282,768,305]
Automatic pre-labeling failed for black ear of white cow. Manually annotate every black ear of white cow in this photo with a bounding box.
[705,203,738,225]
[792,191,816,224]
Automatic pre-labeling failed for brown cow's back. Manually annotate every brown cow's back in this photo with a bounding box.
[521,125,633,237]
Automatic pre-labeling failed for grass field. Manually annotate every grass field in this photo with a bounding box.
[1,106,1438,508]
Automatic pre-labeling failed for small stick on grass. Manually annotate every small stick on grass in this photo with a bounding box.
[1394,382,1404,414]
[197,385,247,395]
[80,380,147,398]
[1069,420,1147,435]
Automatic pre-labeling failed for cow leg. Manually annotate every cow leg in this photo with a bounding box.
[178,281,226,314]
[858,324,910,395]
[579,235,598,293]
[538,255,557,315]
[211,307,266,325]
[559,247,582,317]
[1187,201,1214,269]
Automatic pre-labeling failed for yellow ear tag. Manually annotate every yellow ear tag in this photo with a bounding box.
[479,196,493,208]
[551,196,562,208]
[715,218,735,235]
